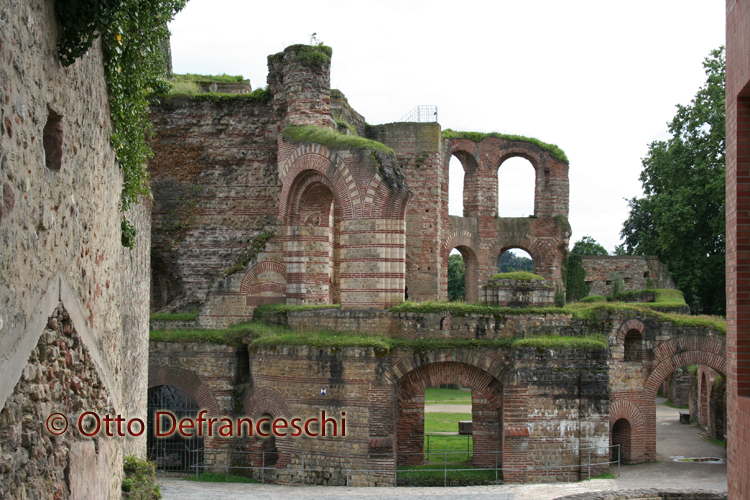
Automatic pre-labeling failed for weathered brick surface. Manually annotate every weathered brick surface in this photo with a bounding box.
[726,1,750,498]
[581,256,675,297]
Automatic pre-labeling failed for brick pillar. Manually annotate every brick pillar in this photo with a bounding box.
[338,219,405,310]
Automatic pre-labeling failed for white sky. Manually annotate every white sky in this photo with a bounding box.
[169,0,725,254]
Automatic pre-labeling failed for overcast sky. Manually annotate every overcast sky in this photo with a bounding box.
[169,0,725,255]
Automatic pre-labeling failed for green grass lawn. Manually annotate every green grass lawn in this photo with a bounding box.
[424,412,472,433]
[424,387,471,404]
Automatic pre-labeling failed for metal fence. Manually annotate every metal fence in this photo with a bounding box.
[398,105,438,123]
[188,444,622,487]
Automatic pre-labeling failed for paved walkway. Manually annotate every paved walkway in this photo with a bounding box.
[159,398,726,500]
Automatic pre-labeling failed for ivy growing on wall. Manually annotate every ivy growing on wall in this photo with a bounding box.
[55,0,187,247]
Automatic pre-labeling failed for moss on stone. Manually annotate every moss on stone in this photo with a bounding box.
[442,128,568,163]
[223,231,276,277]
[253,303,340,319]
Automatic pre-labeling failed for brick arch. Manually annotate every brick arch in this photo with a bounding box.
[616,319,646,344]
[442,230,476,258]
[148,367,221,451]
[644,335,726,397]
[240,261,287,295]
[449,139,480,172]
[497,149,543,172]
[390,349,508,383]
[279,145,361,221]
[243,386,294,469]
[243,386,293,420]
[148,366,220,417]
[609,399,645,463]
[394,360,506,467]
[496,245,538,271]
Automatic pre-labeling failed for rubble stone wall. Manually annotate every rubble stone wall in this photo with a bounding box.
[0,1,151,497]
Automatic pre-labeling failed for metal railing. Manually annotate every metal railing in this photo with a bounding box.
[187,444,622,487]
[398,105,438,123]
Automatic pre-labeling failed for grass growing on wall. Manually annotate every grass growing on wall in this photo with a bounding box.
[150,319,608,351]
[442,129,568,163]
[252,303,340,319]
[282,125,395,156]
[149,312,198,322]
[172,73,246,83]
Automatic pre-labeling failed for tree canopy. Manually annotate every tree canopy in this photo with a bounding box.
[571,236,608,256]
[447,254,466,301]
[620,47,725,315]
[498,250,534,273]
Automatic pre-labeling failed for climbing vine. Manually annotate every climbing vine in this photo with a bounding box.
[55,0,187,246]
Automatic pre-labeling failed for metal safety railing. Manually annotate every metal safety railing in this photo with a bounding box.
[186,444,622,487]
[398,105,438,123]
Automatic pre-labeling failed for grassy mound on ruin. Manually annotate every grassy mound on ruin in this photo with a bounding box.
[489,271,545,281]
[282,124,395,156]
[442,128,568,163]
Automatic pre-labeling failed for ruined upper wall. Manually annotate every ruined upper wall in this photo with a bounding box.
[0,0,151,497]
[581,256,674,297]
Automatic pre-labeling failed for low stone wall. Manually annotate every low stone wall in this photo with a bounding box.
[581,256,674,297]
[285,309,593,340]
[483,278,555,307]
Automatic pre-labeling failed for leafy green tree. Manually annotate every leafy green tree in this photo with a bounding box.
[571,236,608,256]
[447,254,466,301]
[498,251,534,272]
[563,254,589,302]
[620,47,725,315]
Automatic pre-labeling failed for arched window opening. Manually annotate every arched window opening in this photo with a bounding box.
[448,249,465,301]
[611,418,632,463]
[147,385,203,471]
[497,248,534,273]
[623,330,643,362]
[449,246,478,303]
[497,157,535,217]
[448,155,465,216]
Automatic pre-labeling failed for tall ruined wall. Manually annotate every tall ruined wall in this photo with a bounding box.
[369,124,570,302]
[368,123,447,302]
[148,95,279,313]
[581,256,675,297]
[725,1,750,498]
[0,1,151,498]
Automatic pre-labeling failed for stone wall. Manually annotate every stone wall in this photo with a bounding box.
[149,43,570,324]
[0,1,151,497]
[725,1,750,497]
[581,256,674,297]
[147,308,726,485]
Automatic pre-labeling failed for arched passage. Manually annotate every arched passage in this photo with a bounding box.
[147,367,221,470]
[396,361,503,467]
[632,335,726,463]
[283,170,338,305]
[243,387,294,470]
[611,418,632,463]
